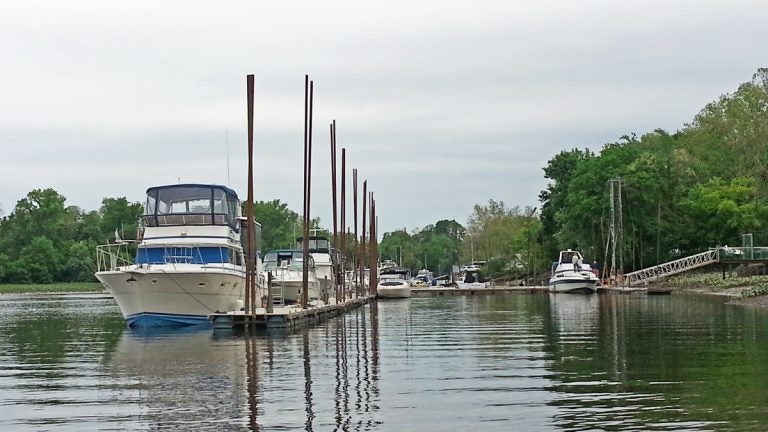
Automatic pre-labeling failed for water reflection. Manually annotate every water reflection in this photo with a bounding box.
[105,326,248,429]
[544,292,768,431]
[4,292,768,430]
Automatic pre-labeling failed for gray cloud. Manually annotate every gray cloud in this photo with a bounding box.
[1,0,766,231]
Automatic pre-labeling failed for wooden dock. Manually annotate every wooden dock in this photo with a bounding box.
[209,295,375,330]
[411,285,671,296]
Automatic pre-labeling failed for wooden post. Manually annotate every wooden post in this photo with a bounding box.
[340,146,346,302]
[353,169,358,297]
[301,76,314,309]
[369,193,377,295]
[361,180,367,298]
[246,74,255,315]
[330,121,338,304]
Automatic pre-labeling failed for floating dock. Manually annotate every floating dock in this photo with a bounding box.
[209,295,375,330]
[411,285,670,296]
[411,286,548,296]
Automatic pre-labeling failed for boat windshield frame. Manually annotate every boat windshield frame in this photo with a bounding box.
[143,184,241,230]
[296,236,330,253]
[263,250,315,271]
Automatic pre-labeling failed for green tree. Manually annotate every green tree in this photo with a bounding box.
[678,177,763,250]
[19,236,59,284]
[60,241,96,282]
[539,149,594,257]
[464,201,539,278]
[250,199,300,251]
[98,197,143,242]
[0,189,74,254]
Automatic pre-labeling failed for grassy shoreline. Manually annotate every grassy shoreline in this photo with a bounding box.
[0,282,105,294]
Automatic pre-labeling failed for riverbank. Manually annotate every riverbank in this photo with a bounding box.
[654,272,768,306]
[0,282,104,294]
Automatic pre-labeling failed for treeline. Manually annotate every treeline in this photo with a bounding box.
[378,203,542,279]
[0,189,143,283]
[3,69,766,283]
[539,69,768,271]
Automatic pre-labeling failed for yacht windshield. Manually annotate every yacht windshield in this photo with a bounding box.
[263,251,311,271]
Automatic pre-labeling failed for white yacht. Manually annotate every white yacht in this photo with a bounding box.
[548,249,599,294]
[376,264,411,299]
[263,249,320,304]
[95,184,263,327]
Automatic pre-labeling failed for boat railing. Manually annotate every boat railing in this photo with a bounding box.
[142,213,229,227]
[96,242,136,272]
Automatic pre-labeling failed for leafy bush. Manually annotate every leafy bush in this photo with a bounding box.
[741,283,768,298]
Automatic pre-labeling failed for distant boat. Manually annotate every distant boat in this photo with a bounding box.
[95,184,263,327]
[377,264,411,299]
[410,268,433,287]
[263,249,320,304]
[548,250,599,294]
[456,264,490,289]
[296,235,338,300]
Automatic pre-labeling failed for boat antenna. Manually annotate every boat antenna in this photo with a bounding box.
[225,126,231,186]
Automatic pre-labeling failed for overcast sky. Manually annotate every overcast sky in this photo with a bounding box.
[1,1,766,234]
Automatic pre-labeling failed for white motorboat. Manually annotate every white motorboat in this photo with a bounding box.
[95,184,264,327]
[263,249,320,304]
[548,249,599,294]
[296,235,338,300]
[456,265,490,289]
[376,265,411,299]
[410,268,433,288]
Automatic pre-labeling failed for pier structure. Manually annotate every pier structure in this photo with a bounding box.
[210,295,375,330]
[623,246,768,287]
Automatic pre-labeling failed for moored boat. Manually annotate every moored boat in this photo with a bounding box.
[376,265,411,299]
[548,249,599,294]
[263,249,320,304]
[95,184,263,327]
[456,265,490,289]
[296,235,338,301]
[410,268,433,287]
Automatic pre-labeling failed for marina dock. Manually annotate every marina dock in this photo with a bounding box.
[411,286,548,296]
[211,284,673,331]
[209,295,375,329]
[411,285,669,296]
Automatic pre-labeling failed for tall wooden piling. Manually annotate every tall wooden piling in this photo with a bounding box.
[246,74,256,313]
[361,180,367,298]
[330,121,338,304]
[302,77,314,309]
[353,169,359,297]
[369,193,377,294]
[340,148,346,300]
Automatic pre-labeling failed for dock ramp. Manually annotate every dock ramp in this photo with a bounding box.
[624,250,718,286]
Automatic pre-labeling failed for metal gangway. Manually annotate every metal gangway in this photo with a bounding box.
[624,249,719,286]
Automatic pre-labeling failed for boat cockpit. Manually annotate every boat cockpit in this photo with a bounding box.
[142,184,241,230]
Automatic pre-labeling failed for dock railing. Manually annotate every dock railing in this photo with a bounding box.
[624,246,768,286]
[624,249,718,286]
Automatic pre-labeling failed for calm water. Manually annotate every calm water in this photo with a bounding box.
[1,292,768,431]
